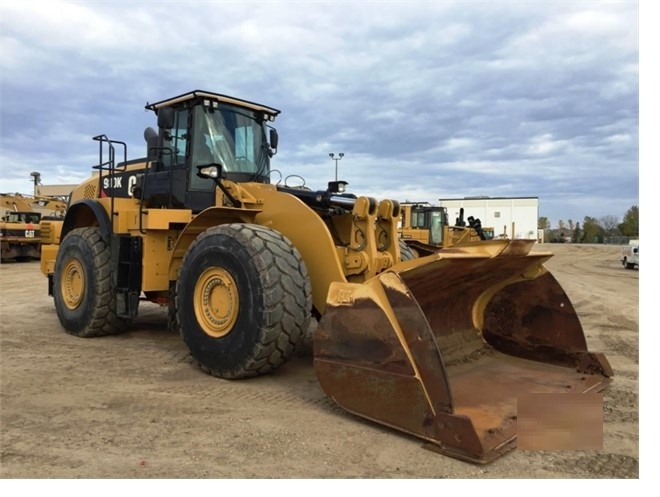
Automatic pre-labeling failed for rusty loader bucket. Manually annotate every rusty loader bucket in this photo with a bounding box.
[314,239,612,463]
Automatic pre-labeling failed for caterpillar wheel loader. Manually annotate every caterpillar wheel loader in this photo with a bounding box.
[1,193,43,261]
[40,90,612,463]
[398,202,496,257]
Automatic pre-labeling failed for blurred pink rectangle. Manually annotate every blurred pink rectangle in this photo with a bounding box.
[518,393,603,450]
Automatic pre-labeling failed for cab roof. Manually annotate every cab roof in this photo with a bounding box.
[145,90,281,118]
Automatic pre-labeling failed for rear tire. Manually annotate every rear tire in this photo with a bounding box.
[175,223,312,379]
[53,227,129,337]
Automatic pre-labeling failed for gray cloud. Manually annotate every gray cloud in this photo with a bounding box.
[0,0,640,226]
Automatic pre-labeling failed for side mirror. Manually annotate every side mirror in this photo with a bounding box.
[144,127,158,161]
[269,128,278,151]
[196,164,242,209]
[157,107,175,130]
[196,164,221,180]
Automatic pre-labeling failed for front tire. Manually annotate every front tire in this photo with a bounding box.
[53,227,128,337]
[175,224,312,379]
[399,240,416,261]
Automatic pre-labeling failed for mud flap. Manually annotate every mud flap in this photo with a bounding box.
[313,240,612,463]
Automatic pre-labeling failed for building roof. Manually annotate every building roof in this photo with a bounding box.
[35,185,76,197]
[438,196,538,201]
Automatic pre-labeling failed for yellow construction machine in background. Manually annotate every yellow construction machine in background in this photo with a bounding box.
[39,90,612,463]
[398,202,497,256]
[0,192,67,261]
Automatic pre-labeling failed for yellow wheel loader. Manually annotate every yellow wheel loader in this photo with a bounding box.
[1,193,43,261]
[1,192,67,261]
[398,202,496,257]
[40,90,612,463]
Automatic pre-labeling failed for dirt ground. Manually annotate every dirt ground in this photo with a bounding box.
[0,243,639,479]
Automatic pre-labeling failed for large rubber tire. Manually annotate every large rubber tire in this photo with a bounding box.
[53,227,129,337]
[167,281,178,333]
[399,240,416,261]
[175,223,312,379]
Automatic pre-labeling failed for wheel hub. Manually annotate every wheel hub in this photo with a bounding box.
[61,258,85,310]
[194,267,239,338]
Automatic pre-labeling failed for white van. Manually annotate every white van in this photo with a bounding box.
[621,240,639,269]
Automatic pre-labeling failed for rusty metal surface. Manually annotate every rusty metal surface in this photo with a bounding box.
[482,271,613,375]
[314,241,612,463]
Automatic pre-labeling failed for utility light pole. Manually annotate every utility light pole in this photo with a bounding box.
[30,171,41,196]
[328,152,344,181]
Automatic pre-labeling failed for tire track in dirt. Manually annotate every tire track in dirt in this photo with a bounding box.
[1,247,639,478]
[544,453,639,479]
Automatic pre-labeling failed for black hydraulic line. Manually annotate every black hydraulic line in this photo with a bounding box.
[276,185,358,211]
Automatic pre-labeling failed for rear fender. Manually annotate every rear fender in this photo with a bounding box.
[61,200,112,239]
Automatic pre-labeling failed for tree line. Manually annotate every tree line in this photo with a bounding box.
[538,205,638,243]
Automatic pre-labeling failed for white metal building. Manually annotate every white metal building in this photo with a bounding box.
[438,196,539,240]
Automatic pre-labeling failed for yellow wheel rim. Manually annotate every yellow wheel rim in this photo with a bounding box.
[194,267,239,338]
[61,258,85,310]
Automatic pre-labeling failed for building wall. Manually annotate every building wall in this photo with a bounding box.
[438,197,539,240]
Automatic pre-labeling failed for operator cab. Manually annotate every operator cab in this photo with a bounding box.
[3,212,41,224]
[408,205,448,245]
[138,90,280,213]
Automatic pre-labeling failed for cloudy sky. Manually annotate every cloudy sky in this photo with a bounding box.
[0,0,642,228]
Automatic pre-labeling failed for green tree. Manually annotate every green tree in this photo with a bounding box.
[582,216,604,243]
[537,217,550,243]
[618,205,639,237]
[572,222,582,243]
[599,215,620,239]
[557,219,565,231]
